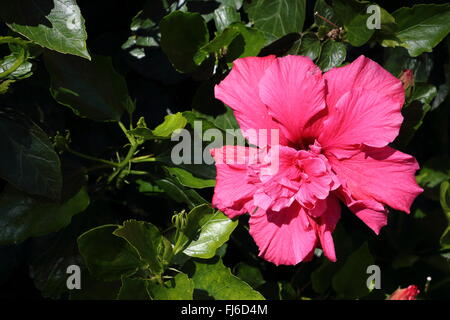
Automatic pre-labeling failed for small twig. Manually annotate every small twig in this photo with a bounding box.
[314,12,339,28]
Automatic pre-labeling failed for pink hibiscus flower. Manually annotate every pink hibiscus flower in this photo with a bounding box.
[210,55,423,266]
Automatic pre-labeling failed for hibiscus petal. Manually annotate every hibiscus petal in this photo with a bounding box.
[249,202,317,265]
[310,195,341,262]
[319,88,404,156]
[328,146,423,214]
[324,55,404,108]
[215,56,287,146]
[338,187,388,234]
[258,55,326,145]
[211,146,258,218]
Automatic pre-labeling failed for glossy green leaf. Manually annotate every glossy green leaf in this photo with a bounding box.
[191,257,264,300]
[0,0,90,59]
[155,178,208,209]
[0,110,62,199]
[164,167,215,189]
[417,157,450,189]
[314,0,338,33]
[179,204,238,259]
[202,28,240,56]
[44,52,131,121]
[160,11,210,73]
[0,186,89,245]
[214,5,241,33]
[147,273,194,300]
[288,33,322,60]
[113,220,173,275]
[383,47,434,82]
[333,0,375,47]
[246,0,306,43]
[225,23,267,59]
[78,225,143,281]
[387,4,450,57]
[332,242,374,299]
[317,40,346,72]
[217,0,243,9]
[0,39,33,80]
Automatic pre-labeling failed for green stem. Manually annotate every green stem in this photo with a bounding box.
[124,170,150,176]
[131,156,157,163]
[107,121,140,183]
[65,146,119,167]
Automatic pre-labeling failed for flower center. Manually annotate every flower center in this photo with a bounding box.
[246,141,339,213]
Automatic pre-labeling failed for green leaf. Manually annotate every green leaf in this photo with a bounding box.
[213,106,240,131]
[383,47,433,82]
[28,197,119,299]
[122,8,160,58]
[440,181,450,219]
[191,257,264,300]
[113,220,173,275]
[179,204,238,259]
[153,112,188,138]
[333,0,375,47]
[441,226,450,249]
[214,5,241,33]
[314,0,338,32]
[312,260,341,294]
[155,178,208,209]
[332,242,374,299]
[217,0,243,9]
[44,52,130,121]
[164,167,215,189]
[70,271,121,300]
[246,0,306,43]
[0,186,89,245]
[0,0,90,59]
[136,179,164,194]
[147,273,194,300]
[202,27,240,56]
[410,83,437,106]
[226,23,267,59]
[395,84,436,147]
[117,277,151,300]
[0,110,62,199]
[234,262,265,289]
[317,40,346,72]
[387,4,450,57]
[288,33,322,60]
[0,40,33,80]
[417,157,450,189]
[78,225,143,281]
[130,112,188,140]
[0,79,15,94]
[160,11,210,73]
